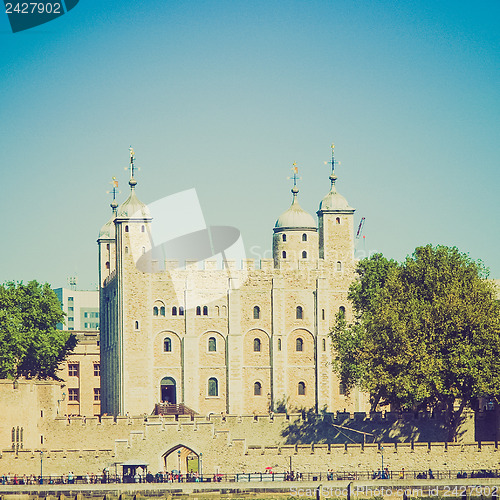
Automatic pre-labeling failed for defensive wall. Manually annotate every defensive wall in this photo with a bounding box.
[1,410,497,476]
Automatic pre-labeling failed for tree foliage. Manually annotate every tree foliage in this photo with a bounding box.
[0,281,76,380]
[331,246,500,440]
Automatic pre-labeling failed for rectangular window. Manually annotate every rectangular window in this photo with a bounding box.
[68,388,79,401]
[68,307,74,312]
[68,364,79,377]
[68,297,74,302]
[84,312,88,318]
[94,363,100,377]
[93,388,100,401]
[68,317,74,322]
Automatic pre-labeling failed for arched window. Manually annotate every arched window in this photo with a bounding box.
[134,321,139,330]
[106,243,110,250]
[282,251,286,259]
[153,306,159,316]
[105,261,110,269]
[254,381,262,396]
[296,337,304,352]
[164,338,172,352]
[179,306,185,316]
[336,217,341,224]
[322,338,326,351]
[296,306,303,319]
[339,306,346,317]
[141,225,145,232]
[125,246,129,254]
[253,306,260,319]
[125,225,129,232]
[253,338,261,352]
[302,233,307,242]
[160,306,165,316]
[278,338,282,351]
[196,306,201,316]
[298,381,306,395]
[203,306,208,316]
[142,247,146,255]
[208,377,218,396]
[215,305,220,316]
[282,234,287,242]
[302,251,307,259]
[221,305,227,316]
[172,306,177,316]
[208,337,216,352]
[337,261,342,271]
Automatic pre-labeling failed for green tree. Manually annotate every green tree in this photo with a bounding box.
[0,281,76,380]
[331,246,500,441]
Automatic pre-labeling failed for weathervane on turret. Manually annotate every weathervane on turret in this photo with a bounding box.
[127,146,140,188]
[107,177,120,213]
[287,162,302,200]
[325,143,341,187]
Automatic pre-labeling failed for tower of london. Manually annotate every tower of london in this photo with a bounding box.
[97,147,368,416]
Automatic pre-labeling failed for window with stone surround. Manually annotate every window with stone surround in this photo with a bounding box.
[282,234,287,242]
[172,306,177,316]
[208,337,216,352]
[94,388,100,401]
[196,306,201,316]
[302,233,307,241]
[179,306,185,316]
[253,338,261,352]
[94,363,100,377]
[203,306,208,316]
[296,337,304,352]
[336,217,341,224]
[208,377,218,397]
[278,338,282,351]
[254,381,262,396]
[296,306,303,319]
[253,305,260,319]
[282,251,286,258]
[68,364,79,377]
[68,388,79,402]
[337,261,342,271]
[153,306,159,316]
[298,381,306,395]
[302,251,307,259]
[160,306,165,316]
[339,383,346,395]
[164,338,172,352]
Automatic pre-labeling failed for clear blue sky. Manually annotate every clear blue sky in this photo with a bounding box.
[1,0,499,289]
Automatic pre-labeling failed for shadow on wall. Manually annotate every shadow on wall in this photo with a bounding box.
[280,408,471,444]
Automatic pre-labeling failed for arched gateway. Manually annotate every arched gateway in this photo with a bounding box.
[163,444,201,475]
[160,376,176,404]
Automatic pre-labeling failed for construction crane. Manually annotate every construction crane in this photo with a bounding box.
[356,217,366,239]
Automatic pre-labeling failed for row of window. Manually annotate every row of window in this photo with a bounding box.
[68,388,100,402]
[163,336,329,353]
[68,363,100,377]
[151,305,344,321]
[281,233,309,242]
[205,378,307,397]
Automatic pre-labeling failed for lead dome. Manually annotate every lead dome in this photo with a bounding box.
[275,186,316,229]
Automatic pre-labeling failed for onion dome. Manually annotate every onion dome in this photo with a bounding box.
[275,186,316,229]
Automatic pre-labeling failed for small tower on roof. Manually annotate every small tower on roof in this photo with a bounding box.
[317,144,355,269]
[98,177,120,287]
[115,146,153,272]
[273,163,318,269]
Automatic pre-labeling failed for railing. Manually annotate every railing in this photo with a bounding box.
[153,403,197,417]
[2,469,499,486]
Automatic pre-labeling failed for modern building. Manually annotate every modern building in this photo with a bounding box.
[98,148,369,416]
[54,287,99,331]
